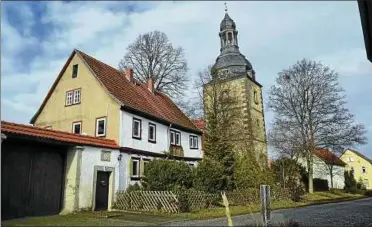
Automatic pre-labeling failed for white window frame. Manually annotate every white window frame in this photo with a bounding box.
[72,122,82,134]
[132,118,142,139]
[193,136,198,149]
[96,117,107,137]
[131,158,140,178]
[66,91,73,106]
[170,131,175,145]
[175,132,180,146]
[189,135,198,149]
[148,123,156,142]
[73,89,81,104]
[170,130,181,146]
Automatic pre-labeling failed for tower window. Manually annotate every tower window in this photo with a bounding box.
[228,32,233,44]
[254,90,259,104]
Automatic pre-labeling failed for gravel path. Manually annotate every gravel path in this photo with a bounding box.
[162,198,372,227]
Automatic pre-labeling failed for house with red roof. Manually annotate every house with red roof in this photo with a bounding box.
[297,148,346,189]
[1,121,120,219]
[26,49,202,209]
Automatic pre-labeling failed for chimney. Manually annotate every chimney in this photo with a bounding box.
[124,68,133,82]
[147,77,154,92]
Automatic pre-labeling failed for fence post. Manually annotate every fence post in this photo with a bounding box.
[260,185,271,227]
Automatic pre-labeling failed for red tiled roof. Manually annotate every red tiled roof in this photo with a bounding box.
[192,118,205,131]
[314,148,346,166]
[30,49,200,134]
[1,121,119,149]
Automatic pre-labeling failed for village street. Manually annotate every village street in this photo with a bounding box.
[164,198,372,227]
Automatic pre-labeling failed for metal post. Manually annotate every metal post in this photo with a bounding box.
[260,185,271,227]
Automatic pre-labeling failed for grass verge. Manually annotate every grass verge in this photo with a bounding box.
[171,191,366,220]
[2,191,366,226]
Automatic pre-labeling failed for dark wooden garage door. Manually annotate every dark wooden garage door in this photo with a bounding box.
[1,139,66,220]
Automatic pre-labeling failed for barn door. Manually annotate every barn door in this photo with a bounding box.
[1,147,33,220]
[95,171,110,211]
[1,140,65,220]
[27,150,64,216]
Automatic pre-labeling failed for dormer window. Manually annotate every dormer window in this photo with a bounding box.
[72,64,78,78]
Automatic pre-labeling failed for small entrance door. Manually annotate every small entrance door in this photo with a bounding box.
[95,171,110,211]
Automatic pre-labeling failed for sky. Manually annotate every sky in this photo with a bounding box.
[1,1,372,158]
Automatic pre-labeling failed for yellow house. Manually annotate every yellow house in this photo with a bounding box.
[340,149,372,189]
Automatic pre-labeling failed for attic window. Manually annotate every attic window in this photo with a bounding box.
[72,64,78,78]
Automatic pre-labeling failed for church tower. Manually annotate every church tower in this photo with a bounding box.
[205,6,268,162]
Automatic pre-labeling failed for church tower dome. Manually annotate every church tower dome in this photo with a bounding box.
[212,5,255,80]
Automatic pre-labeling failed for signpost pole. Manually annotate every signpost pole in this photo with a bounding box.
[260,185,271,227]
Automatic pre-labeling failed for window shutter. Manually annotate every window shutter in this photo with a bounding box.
[140,159,144,176]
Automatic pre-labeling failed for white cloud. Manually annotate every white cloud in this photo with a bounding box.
[1,1,371,156]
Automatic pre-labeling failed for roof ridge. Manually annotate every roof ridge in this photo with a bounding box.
[1,121,116,142]
[75,49,124,75]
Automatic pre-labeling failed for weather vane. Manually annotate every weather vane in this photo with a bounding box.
[224,2,228,13]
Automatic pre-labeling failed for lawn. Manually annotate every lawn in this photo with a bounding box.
[2,191,365,226]
[172,190,365,220]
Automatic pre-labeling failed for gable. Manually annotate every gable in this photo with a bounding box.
[341,149,372,166]
[30,50,120,125]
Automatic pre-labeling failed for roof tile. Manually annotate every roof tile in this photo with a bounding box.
[1,121,119,149]
[76,50,200,132]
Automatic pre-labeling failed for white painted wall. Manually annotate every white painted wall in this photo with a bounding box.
[298,155,345,189]
[79,146,121,210]
[121,111,203,158]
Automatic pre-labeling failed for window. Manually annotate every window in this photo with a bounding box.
[96,117,106,137]
[72,64,78,78]
[362,166,366,174]
[131,158,140,178]
[170,131,175,144]
[72,121,82,134]
[351,167,355,176]
[66,91,73,105]
[132,118,142,139]
[170,130,181,146]
[254,90,259,104]
[148,123,156,143]
[73,89,81,104]
[348,157,355,162]
[189,135,198,149]
[65,89,81,106]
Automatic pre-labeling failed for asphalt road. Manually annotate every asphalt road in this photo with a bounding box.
[163,198,372,227]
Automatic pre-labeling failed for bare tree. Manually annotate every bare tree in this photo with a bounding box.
[268,59,366,193]
[118,30,188,98]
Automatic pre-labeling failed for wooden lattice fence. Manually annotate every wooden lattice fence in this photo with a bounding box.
[114,190,221,213]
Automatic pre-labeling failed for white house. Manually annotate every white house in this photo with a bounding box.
[118,108,203,188]
[298,148,346,189]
